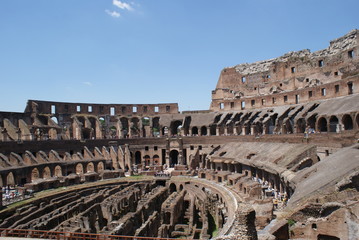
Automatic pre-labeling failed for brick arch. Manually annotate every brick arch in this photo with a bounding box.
[86,162,95,173]
[54,165,63,177]
[329,115,339,132]
[317,117,328,132]
[75,163,84,174]
[31,168,40,182]
[6,172,16,186]
[97,161,105,173]
[42,166,52,179]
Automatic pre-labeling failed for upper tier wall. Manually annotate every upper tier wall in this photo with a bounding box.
[211,29,359,111]
[25,100,179,116]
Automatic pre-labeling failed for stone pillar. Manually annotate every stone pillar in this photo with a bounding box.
[216,127,220,136]
[224,127,228,135]
[250,126,255,135]
[242,126,246,135]
[233,126,238,135]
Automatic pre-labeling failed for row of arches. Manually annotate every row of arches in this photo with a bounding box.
[0,161,106,187]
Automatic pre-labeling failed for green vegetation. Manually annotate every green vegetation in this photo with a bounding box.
[288,219,296,227]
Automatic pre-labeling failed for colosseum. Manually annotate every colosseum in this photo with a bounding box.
[0,30,358,240]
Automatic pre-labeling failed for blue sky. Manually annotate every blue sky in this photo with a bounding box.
[0,0,358,112]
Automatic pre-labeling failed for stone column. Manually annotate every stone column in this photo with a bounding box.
[242,126,246,135]
[216,127,220,136]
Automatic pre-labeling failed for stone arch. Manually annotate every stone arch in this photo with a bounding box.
[192,127,198,135]
[342,114,353,130]
[54,165,62,177]
[170,120,182,136]
[169,150,179,167]
[296,118,306,133]
[97,162,105,173]
[31,168,40,182]
[86,162,95,173]
[6,172,15,186]
[329,116,339,132]
[356,114,359,129]
[153,155,160,165]
[42,166,52,179]
[317,117,327,132]
[200,126,207,136]
[169,183,177,193]
[76,163,84,174]
[135,151,141,165]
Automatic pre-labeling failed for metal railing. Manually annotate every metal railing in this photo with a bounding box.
[0,229,189,240]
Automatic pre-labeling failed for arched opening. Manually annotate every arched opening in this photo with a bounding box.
[43,166,51,179]
[76,163,84,174]
[31,168,40,182]
[97,162,105,173]
[82,128,92,140]
[54,165,62,177]
[130,118,140,137]
[153,155,160,165]
[201,126,207,136]
[296,118,306,133]
[329,116,339,132]
[152,117,160,137]
[120,117,129,138]
[192,127,198,136]
[210,125,217,136]
[317,117,327,132]
[144,155,151,166]
[6,172,15,186]
[86,162,95,173]
[135,151,141,165]
[342,114,353,130]
[169,150,179,167]
[170,120,182,136]
[169,183,177,193]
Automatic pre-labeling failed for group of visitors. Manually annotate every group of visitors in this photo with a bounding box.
[252,176,288,209]
[2,185,27,205]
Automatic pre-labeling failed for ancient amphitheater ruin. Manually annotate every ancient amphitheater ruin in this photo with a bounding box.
[0,30,358,240]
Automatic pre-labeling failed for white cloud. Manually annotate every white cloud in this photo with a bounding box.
[113,0,133,11]
[105,9,121,18]
[83,81,93,86]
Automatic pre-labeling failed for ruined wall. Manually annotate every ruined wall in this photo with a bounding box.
[211,29,359,111]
